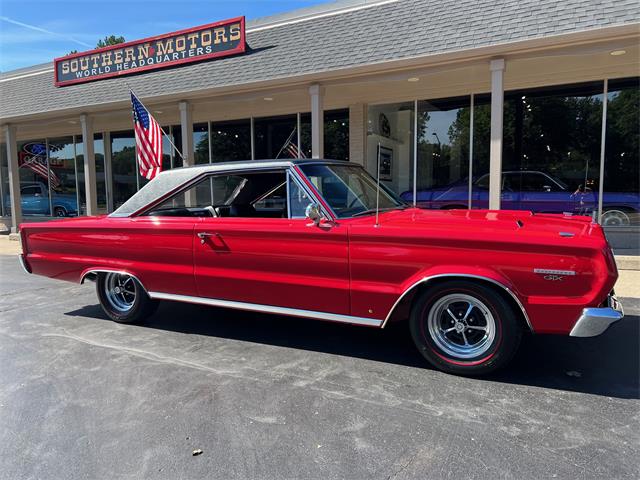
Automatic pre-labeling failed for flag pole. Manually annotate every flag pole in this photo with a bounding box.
[127,85,185,162]
[275,127,297,160]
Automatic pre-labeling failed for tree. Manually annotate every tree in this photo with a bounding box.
[96,35,126,49]
[68,35,125,54]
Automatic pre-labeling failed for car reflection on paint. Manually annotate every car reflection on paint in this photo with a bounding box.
[401,170,640,226]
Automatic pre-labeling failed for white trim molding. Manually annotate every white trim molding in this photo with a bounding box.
[148,291,383,327]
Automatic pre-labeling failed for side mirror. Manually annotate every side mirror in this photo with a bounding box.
[543,185,552,192]
[305,203,322,225]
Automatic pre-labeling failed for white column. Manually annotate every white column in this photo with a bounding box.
[103,131,114,213]
[309,84,324,159]
[80,114,98,216]
[250,117,255,160]
[4,124,22,233]
[348,103,366,166]
[597,79,608,223]
[179,101,194,167]
[489,59,505,211]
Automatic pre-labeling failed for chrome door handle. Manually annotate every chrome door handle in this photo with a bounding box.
[197,232,220,244]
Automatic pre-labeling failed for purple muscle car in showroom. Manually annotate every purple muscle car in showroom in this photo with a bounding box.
[401,171,640,226]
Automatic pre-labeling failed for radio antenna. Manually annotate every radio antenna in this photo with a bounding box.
[375,141,381,228]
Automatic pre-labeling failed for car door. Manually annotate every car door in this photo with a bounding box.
[500,173,521,210]
[20,185,45,215]
[193,169,350,315]
[517,172,574,214]
[471,174,519,210]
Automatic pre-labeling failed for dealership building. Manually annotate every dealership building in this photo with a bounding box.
[1,0,638,250]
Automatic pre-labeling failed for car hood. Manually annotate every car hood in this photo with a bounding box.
[349,207,605,248]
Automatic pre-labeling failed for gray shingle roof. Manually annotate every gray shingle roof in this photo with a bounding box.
[1,0,638,120]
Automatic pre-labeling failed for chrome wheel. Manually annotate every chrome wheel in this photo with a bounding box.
[601,209,630,227]
[104,273,137,314]
[427,294,496,359]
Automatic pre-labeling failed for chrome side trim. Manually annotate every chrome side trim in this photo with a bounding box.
[18,254,32,274]
[80,269,148,293]
[381,273,534,332]
[148,291,383,327]
[533,268,576,276]
[570,294,624,337]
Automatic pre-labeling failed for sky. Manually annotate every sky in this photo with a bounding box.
[0,0,329,72]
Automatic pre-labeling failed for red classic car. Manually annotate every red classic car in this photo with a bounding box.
[18,160,624,375]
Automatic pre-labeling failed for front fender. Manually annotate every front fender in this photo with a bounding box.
[383,265,532,331]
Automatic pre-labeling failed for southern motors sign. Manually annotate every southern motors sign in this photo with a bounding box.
[54,17,245,87]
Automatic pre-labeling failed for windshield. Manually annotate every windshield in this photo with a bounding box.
[299,163,406,218]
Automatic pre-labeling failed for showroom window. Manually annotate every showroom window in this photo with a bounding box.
[75,134,107,213]
[194,123,209,165]
[366,102,415,196]
[110,131,138,209]
[46,137,79,217]
[300,109,350,160]
[415,96,471,208]
[254,114,298,159]
[189,110,349,165]
[603,77,639,228]
[501,82,604,216]
[211,119,252,162]
[111,128,183,209]
[167,125,183,169]
[17,139,54,217]
[469,94,492,209]
[160,127,174,171]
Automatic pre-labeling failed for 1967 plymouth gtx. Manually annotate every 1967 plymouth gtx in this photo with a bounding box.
[18,159,624,375]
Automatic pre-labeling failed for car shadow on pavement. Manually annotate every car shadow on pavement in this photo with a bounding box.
[66,301,640,400]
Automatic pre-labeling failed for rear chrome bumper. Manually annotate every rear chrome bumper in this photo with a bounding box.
[570,293,624,337]
[18,254,32,274]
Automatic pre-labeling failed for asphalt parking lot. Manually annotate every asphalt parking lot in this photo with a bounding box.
[0,254,638,480]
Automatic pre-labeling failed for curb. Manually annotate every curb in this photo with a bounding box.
[615,256,640,271]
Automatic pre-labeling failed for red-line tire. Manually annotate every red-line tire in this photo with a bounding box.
[409,280,522,375]
[96,272,158,323]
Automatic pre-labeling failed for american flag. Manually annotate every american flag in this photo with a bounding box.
[19,150,61,189]
[278,129,306,159]
[131,92,163,180]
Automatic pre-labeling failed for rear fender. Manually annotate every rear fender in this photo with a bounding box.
[80,268,149,295]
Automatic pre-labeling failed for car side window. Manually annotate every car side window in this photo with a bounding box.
[145,170,293,218]
[502,173,518,192]
[252,182,287,214]
[520,173,558,192]
[475,175,489,190]
[21,186,41,196]
[288,175,312,218]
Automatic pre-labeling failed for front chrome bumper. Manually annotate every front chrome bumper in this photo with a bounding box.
[570,293,624,337]
[18,254,32,274]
